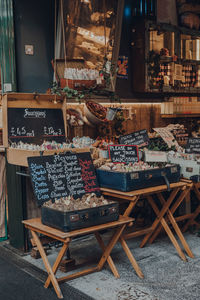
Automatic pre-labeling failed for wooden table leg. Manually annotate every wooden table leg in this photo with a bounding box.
[158,193,194,259]
[149,186,191,244]
[44,242,70,288]
[97,224,127,271]
[140,187,180,248]
[123,196,139,217]
[95,232,120,278]
[183,184,200,232]
[31,230,64,299]
[119,236,144,279]
[144,196,187,261]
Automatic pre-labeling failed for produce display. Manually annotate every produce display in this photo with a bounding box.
[10,136,95,150]
[86,100,107,120]
[43,193,112,212]
[167,151,200,179]
[147,137,176,151]
[98,161,172,172]
[66,108,84,126]
[10,140,72,151]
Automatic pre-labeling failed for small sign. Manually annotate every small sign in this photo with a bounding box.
[25,45,34,55]
[108,145,139,164]
[185,138,200,154]
[145,150,167,163]
[8,108,66,144]
[153,127,179,149]
[119,129,149,148]
[28,152,101,205]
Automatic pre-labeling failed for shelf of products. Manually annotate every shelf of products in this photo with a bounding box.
[162,114,200,118]
[131,20,200,94]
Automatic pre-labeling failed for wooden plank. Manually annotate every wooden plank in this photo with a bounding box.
[123,198,138,216]
[145,195,187,261]
[57,266,99,283]
[175,214,194,222]
[62,97,68,140]
[97,224,126,270]
[101,182,186,199]
[23,216,133,241]
[4,93,63,102]
[149,185,191,244]
[44,242,69,289]
[119,237,144,279]
[6,147,91,167]
[31,230,63,299]
[123,228,153,240]
[158,193,194,258]
[2,94,8,147]
[140,188,180,247]
[95,232,120,278]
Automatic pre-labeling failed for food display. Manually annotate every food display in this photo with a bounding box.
[66,108,84,127]
[42,193,118,232]
[168,151,200,179]
[99,161,157,172]
[96,161,180,192]
[42,196,118,232]
[9,136,95,151]
[10,140,72,151]
[147,137,176,152]
[43,193,112,211]
[84,100,107,124]
[28,151,119,232]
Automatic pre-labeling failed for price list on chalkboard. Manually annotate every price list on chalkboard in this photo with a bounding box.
[185,138,200,154]
[108,145,138,163]
[119,129,149,147]
[8,108,66,144]
[28,152,101,205]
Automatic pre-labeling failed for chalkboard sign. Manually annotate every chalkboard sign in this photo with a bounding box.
[185,138,200,154]
[8,108,66,144]
[108,145,139,163]
[28,152,101,205]
[119,129,149,147]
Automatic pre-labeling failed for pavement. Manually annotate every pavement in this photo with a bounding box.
[1,230,200,300]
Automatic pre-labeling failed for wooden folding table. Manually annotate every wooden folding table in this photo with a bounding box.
[23,215,144,299]
[183,180,200,232]
[101,181,194,262]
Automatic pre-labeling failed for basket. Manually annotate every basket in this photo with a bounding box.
[52,59,98,90]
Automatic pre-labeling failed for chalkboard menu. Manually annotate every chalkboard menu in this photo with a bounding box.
[28,152,101,205]
[108,145,139,163]
[119,129,149,147]
[8,108,66,144]
[185,138,200,154]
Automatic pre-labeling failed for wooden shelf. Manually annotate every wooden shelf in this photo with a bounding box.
[161,114,200,118]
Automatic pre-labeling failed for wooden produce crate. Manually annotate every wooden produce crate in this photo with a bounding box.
[6,147,90,167]
[2,93,89,166]
[168,155,200,179]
